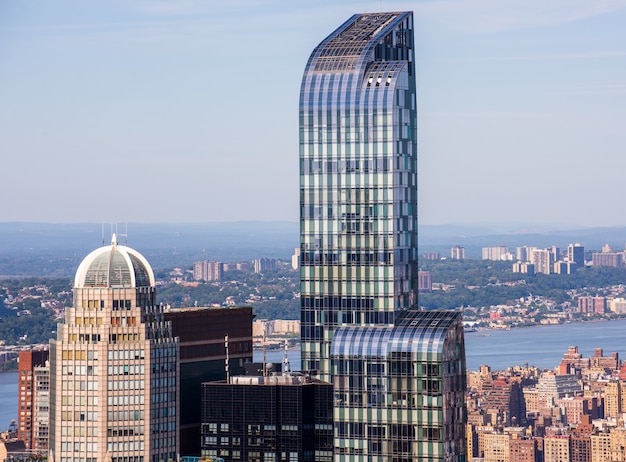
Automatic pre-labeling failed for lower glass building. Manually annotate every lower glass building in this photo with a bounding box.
[331,310,467,462]
[201,375,333,462]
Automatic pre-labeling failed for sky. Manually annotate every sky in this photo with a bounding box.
[1,1,626,227]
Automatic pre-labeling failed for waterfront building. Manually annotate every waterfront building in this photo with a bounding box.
[299,11,418,379]
[17,348,49,452]
[578,296,607,315]
[451,246,465,260]
[200,375,333,462]
[164,306,253,456]
[49,235,179,462]
[331,310,467,461]
[610,297,626,314]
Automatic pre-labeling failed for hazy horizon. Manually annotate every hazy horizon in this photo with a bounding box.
[2,1,625,226]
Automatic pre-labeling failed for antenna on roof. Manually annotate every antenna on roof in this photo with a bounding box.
[101,223,105,247]
[225,335,230,383]
[263,324,268,377]
[282,341,290,375]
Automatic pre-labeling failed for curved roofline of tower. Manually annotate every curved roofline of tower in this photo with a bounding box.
[303,11,412,77]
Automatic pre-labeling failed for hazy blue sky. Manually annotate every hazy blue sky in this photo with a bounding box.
[1,1,625,226]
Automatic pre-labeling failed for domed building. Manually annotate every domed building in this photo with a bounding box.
[49,235,179,462]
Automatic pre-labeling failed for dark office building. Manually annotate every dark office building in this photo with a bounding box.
[201,375,333,462]
[165,306,254,456]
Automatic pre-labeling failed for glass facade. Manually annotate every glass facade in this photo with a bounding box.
[299,12,418,381]
[331,310,467,462]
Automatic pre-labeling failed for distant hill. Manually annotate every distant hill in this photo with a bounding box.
[0,222,299,277]
[0,222,624,277]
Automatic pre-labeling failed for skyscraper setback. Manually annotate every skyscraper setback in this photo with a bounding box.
[299,11,418,380]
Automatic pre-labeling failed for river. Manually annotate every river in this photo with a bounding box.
[1,319,626,428]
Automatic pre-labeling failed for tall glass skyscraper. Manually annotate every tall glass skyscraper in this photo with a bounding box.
[299,12,418,380]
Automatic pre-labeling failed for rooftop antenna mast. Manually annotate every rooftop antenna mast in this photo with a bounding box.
[225,335,230,383]
[263,325,268,377]
[282,341,290,375]
[101,223,105,247]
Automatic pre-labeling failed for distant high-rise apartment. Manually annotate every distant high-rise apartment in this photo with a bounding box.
[451,245,465,260]
[567,243,585,268]
[49,236,179,462]
[482,246,510,261]
[299,11,418,380]
[253,258,276,274]
[516,246,530,262]
[193,260,223,281]
[418,270,432,292]
[530,248,552,274]
[18,348,49,452]
[423,251,441,261]
[592,247,624,268]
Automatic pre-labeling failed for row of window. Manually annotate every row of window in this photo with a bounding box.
[108,349,145,360]
[109,333,142,344]
[60,456,98,462]
[108,365,145,376]
[151,391,174,404]
[62,350,98,360]
[150,407,175,418]
[61,365,98,376]
[202,450,298,462]
[110,316,137,327]
[108,410,144,421]
[59,442,98,452]
[60,396,98,406]
[151,377,176,389]
[107,380,145,391]
[60,411,97,421]
[108,395,144,406]
[107,441,145,452]
[301,158,391,174]
[59,426,97,437]
[74,317,103,326]
[61,380,98,391]
[66,334,101,344]
[108,426,145,437]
